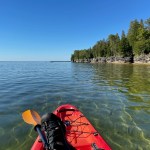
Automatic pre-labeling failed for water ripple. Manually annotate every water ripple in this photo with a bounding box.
[0,62,150,149]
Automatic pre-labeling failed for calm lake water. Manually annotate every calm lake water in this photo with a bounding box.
[0,61,150,150]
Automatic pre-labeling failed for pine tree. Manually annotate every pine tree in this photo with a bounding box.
[120,31,132,57]
[108,34,120,56]
[127,20,140,47]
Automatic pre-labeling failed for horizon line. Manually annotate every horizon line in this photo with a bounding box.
[0,60,71,62]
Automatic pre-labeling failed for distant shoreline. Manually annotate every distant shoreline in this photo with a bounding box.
[50,61,71,62]
[0,60,71,62]
[72,55,150,65]
[72,61,150,65]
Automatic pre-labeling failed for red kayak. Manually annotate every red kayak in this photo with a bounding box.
[31,104,111,150]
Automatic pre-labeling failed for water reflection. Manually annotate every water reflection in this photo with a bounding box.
[0,62,150,150]
[91,63,150,149]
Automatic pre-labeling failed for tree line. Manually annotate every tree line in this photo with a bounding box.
[71,18,150,61]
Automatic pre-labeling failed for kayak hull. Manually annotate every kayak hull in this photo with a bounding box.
[31,104,111,150]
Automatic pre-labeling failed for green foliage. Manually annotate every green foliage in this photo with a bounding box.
[71,54,74,61]
[134,40,146,55]
[71,49,93,61]
[120,31,132,57]
[127,18,150,56]
[92,40,108,57]
[71,18,150,61]
[134,39,150,55]
[108,33,120,56]
[127,20,140,47]
[145,18,150,30]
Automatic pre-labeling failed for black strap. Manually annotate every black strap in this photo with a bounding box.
[91,143,104,150]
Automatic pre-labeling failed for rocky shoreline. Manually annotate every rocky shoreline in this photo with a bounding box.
[72,54,150,64]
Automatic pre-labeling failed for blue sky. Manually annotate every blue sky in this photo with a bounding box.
[0,0,150,61]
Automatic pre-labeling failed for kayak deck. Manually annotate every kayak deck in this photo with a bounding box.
[53,104,111,150]
[31,104,111,150]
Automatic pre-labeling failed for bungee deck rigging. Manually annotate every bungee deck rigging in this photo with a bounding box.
[23,104,112,150]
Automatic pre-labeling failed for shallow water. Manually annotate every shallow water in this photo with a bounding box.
[0,62,150,150]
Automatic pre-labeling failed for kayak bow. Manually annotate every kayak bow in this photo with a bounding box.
[24,104,112,150]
